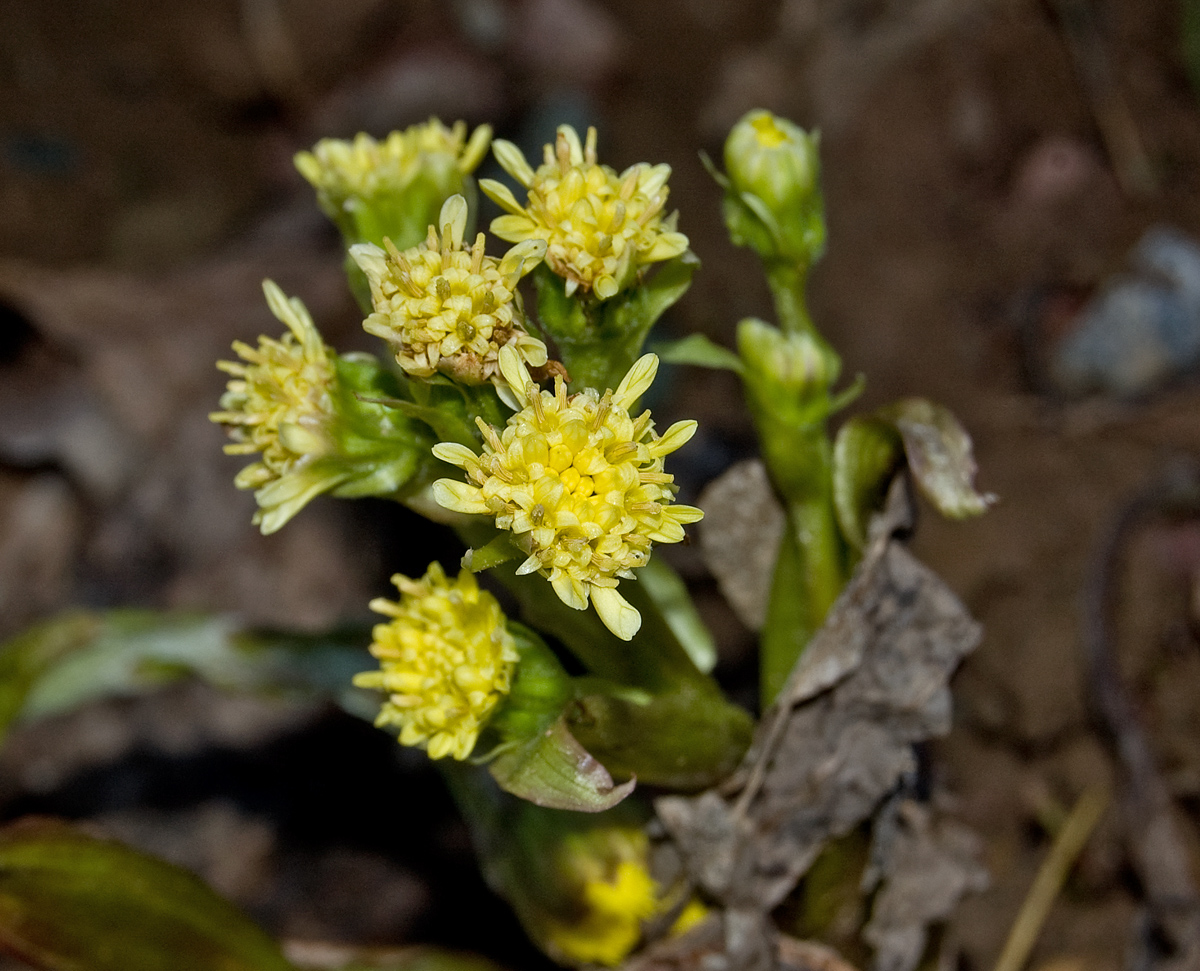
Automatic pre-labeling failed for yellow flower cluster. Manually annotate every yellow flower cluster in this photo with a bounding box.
[547,857,658,967]
[210,281,338,533]
[295,119,491,209]
[481,125,689,300]
[351,195,549,385]
[431,347,703,641]
[353,563,519,761]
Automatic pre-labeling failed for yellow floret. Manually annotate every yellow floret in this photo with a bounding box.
[351,195,548,385]
[353,563,519,761]
[295,119,491,211]
[480,125,689,300]
[547,859,659,967]
[431,347,704,641]
[210,281,340,532]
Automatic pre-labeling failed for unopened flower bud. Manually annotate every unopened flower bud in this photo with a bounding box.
[737,317,839,402]
[719,110,825,267]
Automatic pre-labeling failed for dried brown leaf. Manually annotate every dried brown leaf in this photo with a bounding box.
[656,483,981,969]
[860,799,988,971]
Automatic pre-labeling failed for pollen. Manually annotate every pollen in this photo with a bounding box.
[353,563,519,761]
[430,347,704,641]
[480,125,689,300]
[351,195,549,385]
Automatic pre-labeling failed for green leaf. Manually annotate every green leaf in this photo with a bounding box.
[633,559,717,674]
[0,819,293,971]
[487,715,635,812]
[567,680,753,790]
[649,333,743,375]
[832,416,904,551]
[0,612,102,742]
[0,610,376,746]
[626,250,701,337]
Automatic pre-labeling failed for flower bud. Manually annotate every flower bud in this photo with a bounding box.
[719,110,825,266]
[737,317,839,404]
[295,119,492,252]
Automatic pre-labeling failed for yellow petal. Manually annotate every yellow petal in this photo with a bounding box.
[497,345,531,405]
[651,420,698,456]
[614,354,659,410]
[431,442,479,468]
[551,571,588,610]
[480,178,526,215]
[431,479,490,515]
[439,194,469,249]
[491,214,541,242]
[592,586,642,641]
[491,138,535,185]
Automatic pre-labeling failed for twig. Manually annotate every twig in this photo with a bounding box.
[991,784,1110,971]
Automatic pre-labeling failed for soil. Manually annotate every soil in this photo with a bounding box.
[3,0,1200,969]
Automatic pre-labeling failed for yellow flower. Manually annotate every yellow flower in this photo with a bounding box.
[547,858,658,967]
[480,125,689,300]
[211,281,341,533]
[430,347,704,641]
[294,119,492,216]
[351,195,549,385]
[353,563,519,761]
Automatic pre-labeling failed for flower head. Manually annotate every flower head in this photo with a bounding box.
[295,119,491,229]
[353,563,520,761]
[351,195,548,385]
[480,125,689,300]
[718,109,825,265]
[431,348,703,640]
[211,281,341,532]
[545,827,658,967]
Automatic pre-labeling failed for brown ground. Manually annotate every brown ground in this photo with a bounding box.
[3,0,1200,968]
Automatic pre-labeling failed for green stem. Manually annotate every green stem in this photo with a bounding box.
[765,260,815,335]
[759,492,844,706]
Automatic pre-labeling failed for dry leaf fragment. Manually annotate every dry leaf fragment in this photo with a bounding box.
[656,481,982,970]
[861,798,988,971]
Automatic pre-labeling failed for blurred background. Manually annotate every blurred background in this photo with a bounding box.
[3,0,1200,968]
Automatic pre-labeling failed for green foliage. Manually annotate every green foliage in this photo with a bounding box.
[0,820,294,971]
